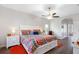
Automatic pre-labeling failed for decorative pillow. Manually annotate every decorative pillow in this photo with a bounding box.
[21,30,31,35]
[34,35,46,45]
[33,31,39,35]
[33,29,41,34]
[30,32,34,35]
[7,34,12,36]
[36,39,44,45]
[7,33,16,36]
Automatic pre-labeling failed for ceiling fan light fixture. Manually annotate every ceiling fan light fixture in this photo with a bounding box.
[47,16,53,20]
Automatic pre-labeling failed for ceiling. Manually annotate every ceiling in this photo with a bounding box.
[1,4,79,18]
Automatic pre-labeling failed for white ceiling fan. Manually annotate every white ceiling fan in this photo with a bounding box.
[42,7,60,19]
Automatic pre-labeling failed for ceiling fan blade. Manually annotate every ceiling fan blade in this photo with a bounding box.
[53,16,60,18]
[52,13,56,15]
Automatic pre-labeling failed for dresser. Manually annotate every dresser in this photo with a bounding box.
[73,42,79,54]
[73,46,79,54]
[6,35,20,48]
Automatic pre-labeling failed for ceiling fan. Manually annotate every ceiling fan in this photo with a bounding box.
[42,7,60,19]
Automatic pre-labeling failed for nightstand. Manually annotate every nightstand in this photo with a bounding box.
[6,35,20,48]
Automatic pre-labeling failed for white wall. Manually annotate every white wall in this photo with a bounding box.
[0,5,49,46]
[50,14,79,38]
[50,18,64,37]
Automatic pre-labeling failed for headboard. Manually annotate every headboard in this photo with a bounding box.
[20,25,42,30]
[19,25,43,35]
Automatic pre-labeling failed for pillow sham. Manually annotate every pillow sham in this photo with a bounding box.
[21,30,31,35]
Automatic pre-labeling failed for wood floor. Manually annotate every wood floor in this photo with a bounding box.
[0,47,10,54]
[0,38,73,54]
[45,38,73,54]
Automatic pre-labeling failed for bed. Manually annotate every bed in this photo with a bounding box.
[21,35,58,54]
[7,25,58,54]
